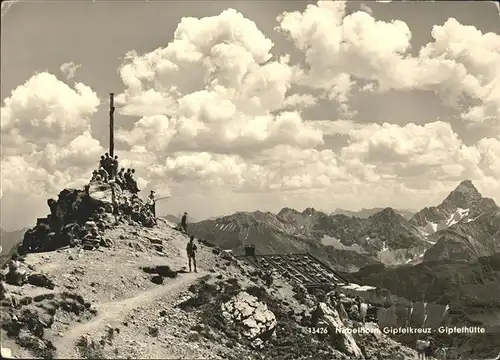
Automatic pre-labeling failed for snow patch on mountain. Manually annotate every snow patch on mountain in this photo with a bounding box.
[446,208,470,227]
[216,223,237,232]
[419,208,471,236]
[321,235,367,254]
[341,283,376,291]
[376,244,429,266]
[422,221,438,235]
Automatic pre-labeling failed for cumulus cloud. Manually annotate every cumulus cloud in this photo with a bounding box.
[1,72,100,155]
[116,8,283,116]
[476,137,500,178]
[339,121,494,188]
[60,62,82,80]
[151,145,351,193]
[1,72,102,207]
[282,93,318,109]
[277,1,500,126]
[115,9,329,160]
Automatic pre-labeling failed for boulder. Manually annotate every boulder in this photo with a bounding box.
[6,268,27,286]
[27,273,55,290]
[221,291,277,341]
[377,307,398,328]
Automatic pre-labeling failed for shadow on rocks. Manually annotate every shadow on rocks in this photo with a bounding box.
[142,265,178,285]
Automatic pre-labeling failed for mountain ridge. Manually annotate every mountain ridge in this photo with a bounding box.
[331,207,414,220]
[191,180,499,268]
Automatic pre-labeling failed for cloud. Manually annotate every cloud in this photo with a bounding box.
[144,144,352,194]
[60,62,82,80]
[115,9,330,161]
[1,72,102,212]
[277,2,500,126]
[339,121,491,188]
[282,93,318,109]
[1,144,102,198]
[116,110,324,156]
[116,8,281,116]
[476,137,500,178]
[1,72,101,156]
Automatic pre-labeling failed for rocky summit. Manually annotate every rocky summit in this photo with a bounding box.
[1,175,499,359]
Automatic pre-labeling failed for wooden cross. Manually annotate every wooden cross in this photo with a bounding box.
[109,93,115,157]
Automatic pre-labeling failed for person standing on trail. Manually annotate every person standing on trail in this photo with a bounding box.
[147,190,156,217]
[181,212,188,233]
[186,235,197,272]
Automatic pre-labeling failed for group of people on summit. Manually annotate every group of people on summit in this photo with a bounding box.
[91,153,197,272]
[91,153,139,193]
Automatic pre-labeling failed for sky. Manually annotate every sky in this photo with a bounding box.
[1,0,499,230]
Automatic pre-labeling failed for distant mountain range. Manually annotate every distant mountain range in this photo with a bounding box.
[190,180,500,271]
[331,207,415,220]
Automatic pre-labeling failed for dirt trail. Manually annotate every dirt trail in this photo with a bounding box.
[54,271,206,359]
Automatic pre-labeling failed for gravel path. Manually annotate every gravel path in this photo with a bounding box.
[54,271,206,359]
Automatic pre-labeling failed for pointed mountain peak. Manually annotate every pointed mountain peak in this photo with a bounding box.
[302,207,317,215]
[277,207,299,217]
[456,180,479,193]
[370,207,402,221]
[443,180,483,207]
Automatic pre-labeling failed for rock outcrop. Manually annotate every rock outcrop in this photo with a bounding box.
[16,180,156,256]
